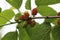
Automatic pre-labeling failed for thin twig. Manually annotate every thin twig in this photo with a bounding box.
[0,22,17,27]
[0,21,22,27]
[31,16,60,19]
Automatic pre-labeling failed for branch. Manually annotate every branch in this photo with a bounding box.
[0,21,22,27]
[31,16,60,19]
[0,22,16,27]
[0,16,60,27]
[0,22,17,27]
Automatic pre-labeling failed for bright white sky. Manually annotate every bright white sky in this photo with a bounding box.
[0,0,60,38]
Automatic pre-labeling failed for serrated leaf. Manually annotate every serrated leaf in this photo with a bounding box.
[25,0,31,10]
[25,22,51,40]
[0,9,15,27]
[17,21,31,40]
[52,26,60,40]
[6,0,22,9]
[1,31,18,40]
[38,6,57,23]
[35,0,60,6]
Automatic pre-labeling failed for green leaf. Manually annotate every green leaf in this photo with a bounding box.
[25,0,31,10]
[35,0,60,6]
[38,6,57,23]
[52,18,58,25]
[15,13,22,21]
[52,26,60,40]
[38,6,57,16]
[0,9,15,26]
[1,31,18,40]
[6,0,22,9]
[18,21,51,40]
[17,21,31,40]
[25,22,51,40]
[0,8,1,13]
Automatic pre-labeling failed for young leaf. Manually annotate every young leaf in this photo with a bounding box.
[35,0,60,6]
[38,6,57,23]
[0,9,15,27]
[52,25,60,40]
[6,0,22,9]
[1,31,18,40]
[26,22,51,40]
[17,21,31,40]
[25,0,31,10]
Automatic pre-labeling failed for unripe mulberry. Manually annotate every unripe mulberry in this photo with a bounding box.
[30,21,36,27]
[57,19,60,25]
[24,12,29,17]
[27,19,36,27]
[32,8,38,15]
[58,12,60,16]
[20,15,26,20]
[27,19,32,24]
